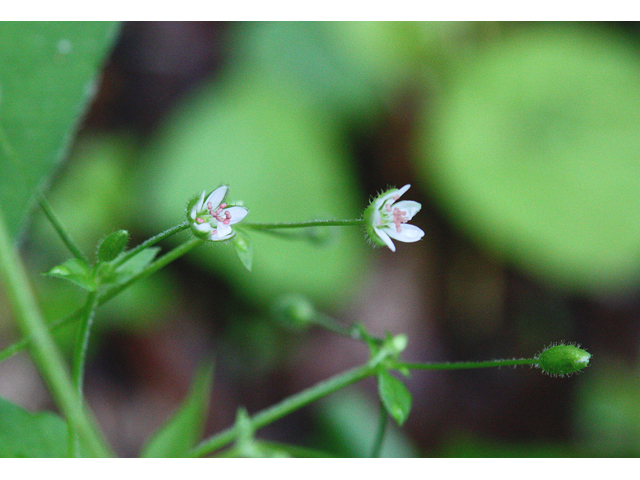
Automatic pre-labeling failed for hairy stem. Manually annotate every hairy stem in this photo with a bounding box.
[243,218,364,231]
[189,363,375,457]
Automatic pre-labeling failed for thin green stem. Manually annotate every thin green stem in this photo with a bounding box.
[397,358,538,371]
[311,312,359,339]
[68,290,99,456]
[0,206,112,457]
[189,363,376,457]
[243,218,364,231]
[370,402,389,458]
[114,221,190,268]
[39,196,88,262]
[0,236,204,363]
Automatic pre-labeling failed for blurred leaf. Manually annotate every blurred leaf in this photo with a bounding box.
[44,257,96,291]
[315,389,416,457]
[237,22,424,125]
[575,360,640,456]
[418,24,640,293]
[139,72,368,305]
[30,133,140,258]
[140,363,214,458]
[232,230,253,272]
[377,371,412,426]
[0,397,87,457]
[0,22,120,239]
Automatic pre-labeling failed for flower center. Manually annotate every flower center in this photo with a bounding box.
[207,202,232,225]
[392,207,408,233]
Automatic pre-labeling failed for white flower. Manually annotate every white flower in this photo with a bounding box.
[364,184,424,252]
[187,185,249,241]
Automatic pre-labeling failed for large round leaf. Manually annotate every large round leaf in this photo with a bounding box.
[418,25,640,293]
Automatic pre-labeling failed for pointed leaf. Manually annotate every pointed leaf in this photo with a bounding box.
[140,363,214,458]
[0,22,121,239]
[97,229,129,263]
[377,371,412,426]
[232,230,253,272]
[44,257,96,291]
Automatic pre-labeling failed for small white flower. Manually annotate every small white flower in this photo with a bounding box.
[364,184,424,252]
[187,185,249,241]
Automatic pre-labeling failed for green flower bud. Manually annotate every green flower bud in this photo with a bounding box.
[272,294,316,330]
[537,343,591,377]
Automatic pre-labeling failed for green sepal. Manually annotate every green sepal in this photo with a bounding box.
[140,362,214,457]
[97,229,129,263]
[232,230,253,272]
[377,370,412,426]
[44,257,96,291]
[537,343,591,377]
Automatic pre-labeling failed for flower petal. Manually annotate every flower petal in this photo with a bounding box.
[392,200,422,221]
[224,206,249,225]
[375,227,396,252]
[190,190,207,219]
[193,222,213,233]
[376,184,412,210]
[216,223,232,238]
[384,223,425,243]
[205,185,228,209]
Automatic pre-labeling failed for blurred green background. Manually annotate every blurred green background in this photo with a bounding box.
[3,21,640,457]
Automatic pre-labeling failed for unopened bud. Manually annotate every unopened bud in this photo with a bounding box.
[537,343,591,377]
[272,294,315,330]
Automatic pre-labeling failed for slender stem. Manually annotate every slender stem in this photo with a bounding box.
[0,206,112,457]
[68,290,99,457]
[189,363,375,457]
[39,196,88,262]
[311,312,359,339]
[0,236,204,363]
[370,402,389,458]
[243,218,364,231]
[397,358,538,371]
[114,221,190,267]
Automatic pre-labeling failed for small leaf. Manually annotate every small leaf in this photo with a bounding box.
[377,371,412,426]
[0,396,88,457]
[44,257,96,291]
[140,363,214,458]
[232,231,253,272]
[97,229,129,262]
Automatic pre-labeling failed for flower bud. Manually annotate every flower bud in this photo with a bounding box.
[537,343,591,376]
[272,294,316,330]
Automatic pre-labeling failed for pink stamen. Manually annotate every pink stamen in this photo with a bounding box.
[393,207,408,233]
[196,217,205,224]
[207,202,233,224]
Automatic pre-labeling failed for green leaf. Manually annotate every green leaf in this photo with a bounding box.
[0,397,83,457]
[377,371,412,426]
[232,230,253,272]
[44,257,96,291]
[140,363,214,458]
[97,229,129,263]
[419,24,640,294]
[0,22,120,239]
